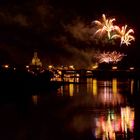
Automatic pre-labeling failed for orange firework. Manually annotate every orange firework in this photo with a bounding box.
[97,51,125,63]
[93,14,116,39]
[112,25,135,46]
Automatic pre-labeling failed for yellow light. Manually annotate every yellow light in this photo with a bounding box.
[112,66,117,70]
[57,70,62,75]
[93,79,97,95]
[48,65,53,69]
[92,64,98,70]
[112,78,117,94]
[121,107,134,132]
[69,84,74,97]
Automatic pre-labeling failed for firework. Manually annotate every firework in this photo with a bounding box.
[93,14,116,39]
[112,25,135,46]
[97,51,125,63]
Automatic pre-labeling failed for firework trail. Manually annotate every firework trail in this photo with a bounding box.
[93,14,116,39]
[97,51,126,63]
[112,25,135,46]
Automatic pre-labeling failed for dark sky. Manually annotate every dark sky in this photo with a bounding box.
[0,0,139,67]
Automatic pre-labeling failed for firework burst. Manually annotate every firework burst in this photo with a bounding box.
[93,14,116,39]
[112,25,135,46]
[97,51,125,64]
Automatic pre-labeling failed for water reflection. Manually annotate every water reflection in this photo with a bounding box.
[1,77,137,140]
[32,95,39,104]
[59,78,127,106]
[130,79,134,94]
[57,78,135,139]
[63,77,79,83]
[93,79,97,96]
[94,106,134,139]
[69,84,74,97]
[112,78,117,94]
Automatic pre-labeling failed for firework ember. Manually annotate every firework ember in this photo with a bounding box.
[93,14,116,39]
[97,51,125,63]
[112,25,135,46]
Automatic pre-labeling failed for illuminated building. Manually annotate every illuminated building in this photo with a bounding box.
[31,51,42,67]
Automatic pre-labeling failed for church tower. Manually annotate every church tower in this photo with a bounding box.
[31,51,42,67]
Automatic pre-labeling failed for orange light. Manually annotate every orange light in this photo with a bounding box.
[69,65,75,70]
[112,66,117,70]
[112,78,117,94]
[4,64,9,68]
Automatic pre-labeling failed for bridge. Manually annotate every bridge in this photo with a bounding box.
[53,68,139,79]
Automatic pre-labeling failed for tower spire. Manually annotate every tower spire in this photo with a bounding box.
[31,51,42,67]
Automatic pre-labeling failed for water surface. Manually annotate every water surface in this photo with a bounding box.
[0,78,140,140]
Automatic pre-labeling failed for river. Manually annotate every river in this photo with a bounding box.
[0,77,140,140]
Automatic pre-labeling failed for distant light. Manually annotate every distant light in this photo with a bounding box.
[92,64,98,70]
[87,71,92,73]
[69,65,75,70]
[26,65,29,68]
[63,66,68,70]
[76,74,80,77]
[112,66,117,70]
[14,67,16,70]
[129,67,134,70]
[48,65,53,69]
[57,70,62,75]
[3,64,9,68]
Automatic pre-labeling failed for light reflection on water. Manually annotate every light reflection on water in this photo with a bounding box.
[32,95,39,105]
[93,106,134,140]
[57,78,135,139]
[1,77,137,140]
[58,78,127,106]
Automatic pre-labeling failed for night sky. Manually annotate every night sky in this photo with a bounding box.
[0,0,139,68]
